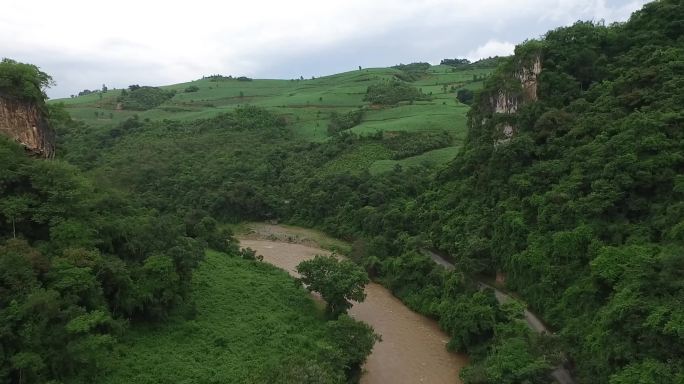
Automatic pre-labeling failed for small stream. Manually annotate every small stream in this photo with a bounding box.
[238,238,467,384]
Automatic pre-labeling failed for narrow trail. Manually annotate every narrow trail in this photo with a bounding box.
[422,249,576,384]
[238,230,468,384]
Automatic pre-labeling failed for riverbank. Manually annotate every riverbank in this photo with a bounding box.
[238,223,467,384]
[80,250,343,383]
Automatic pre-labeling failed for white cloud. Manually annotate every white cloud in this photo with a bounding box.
[0,0,648,98]
[466,40,516,61]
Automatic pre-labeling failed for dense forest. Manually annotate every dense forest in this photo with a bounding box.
[2,0,683,383]
[0,66,378,383]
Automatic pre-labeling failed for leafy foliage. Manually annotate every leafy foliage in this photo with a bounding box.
[440,58,471,67]
[382,130,452,159]
[296,255,369,318]
[27,2,683,383]
[363,81,427,105]
[421,2,684,382]
[456,88,474,105]
[117,86,176,110]
[327,109,364,135]
[392,62,431,81]
[0,59,53,105]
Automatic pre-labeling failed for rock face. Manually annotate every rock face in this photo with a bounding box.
[491,54,542,116]
[0,96,55,158]
[517,55,542,102]
[487,54,542,145]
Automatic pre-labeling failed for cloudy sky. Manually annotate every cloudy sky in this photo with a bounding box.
[2,0,648,98]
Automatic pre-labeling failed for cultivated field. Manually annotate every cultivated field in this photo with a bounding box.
[53,64,493,172]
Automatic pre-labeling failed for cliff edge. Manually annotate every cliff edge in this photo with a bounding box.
[0,96,55,158]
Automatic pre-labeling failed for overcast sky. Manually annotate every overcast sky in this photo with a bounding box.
[2,0,648,98]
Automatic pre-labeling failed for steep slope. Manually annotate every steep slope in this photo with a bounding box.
[0,58,56,158]
[0,96,55,158]
[423,1,684,382]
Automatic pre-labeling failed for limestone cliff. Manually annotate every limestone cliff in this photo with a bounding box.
[470,50,542,146]
[0,96,55,158]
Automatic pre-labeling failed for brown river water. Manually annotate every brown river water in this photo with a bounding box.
[238,238,467,384]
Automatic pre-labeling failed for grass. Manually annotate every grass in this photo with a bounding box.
[322,142,394,175]
[51,64,494,169]
[369,145,461,175]
[81,250,333,384]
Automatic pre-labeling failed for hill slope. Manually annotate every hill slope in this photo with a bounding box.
[52,62,496,173]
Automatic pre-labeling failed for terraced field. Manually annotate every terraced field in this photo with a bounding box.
[53,63,494,171]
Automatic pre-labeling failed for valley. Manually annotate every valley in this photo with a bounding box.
[1,1,683,383]
[239,223,468,384]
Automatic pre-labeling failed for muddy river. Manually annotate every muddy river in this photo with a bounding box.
[239,237,467,384]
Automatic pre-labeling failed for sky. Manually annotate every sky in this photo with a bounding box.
[1,0,648,98]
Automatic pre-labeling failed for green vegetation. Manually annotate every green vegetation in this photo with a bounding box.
[0,133,217,383]
[383,130,452,159]
[86,250,371,384]
[392,62,431,81]
[440,58,471,67]
[0,58,53,105]
[297,255,370,318]
[4,2,681,383]
[118,85,176,110]
[0,60,380,383]
[328,109,364,135]
[363,80,427,105]
[369,146,460,175]
[456,88,474,105]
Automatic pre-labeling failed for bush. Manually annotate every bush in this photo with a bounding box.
[456,89,474,105]
[184,85,200,93]
[383,131,452,159]
[117,86,176,110]
[440,58,471,67]
[0,58,53,105]
[392,62,431,81]
[364,81,427,105]
[327,109,364,135]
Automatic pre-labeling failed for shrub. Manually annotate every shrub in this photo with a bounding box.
[117,86,176,110]
[364,81,427,105]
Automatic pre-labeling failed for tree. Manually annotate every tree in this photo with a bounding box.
[456,88,474,105]
[0,195,32,238]
[296,255,369,318]
[0,59,54,104]
[326,315,380,381]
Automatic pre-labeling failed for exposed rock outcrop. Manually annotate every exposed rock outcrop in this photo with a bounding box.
[482,53,542,146]
[0,96,55,158]
[493,90,519,114]
[517,55,542,102]
[490,54,542,115]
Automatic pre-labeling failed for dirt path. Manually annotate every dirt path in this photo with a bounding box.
[422,249,575,384]
[238,231,467,384]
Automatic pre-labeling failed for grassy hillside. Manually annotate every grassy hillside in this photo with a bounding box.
[52,63,493,172]
[78,250,339,384]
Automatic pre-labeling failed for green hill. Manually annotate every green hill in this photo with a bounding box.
[52,62,495,173]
